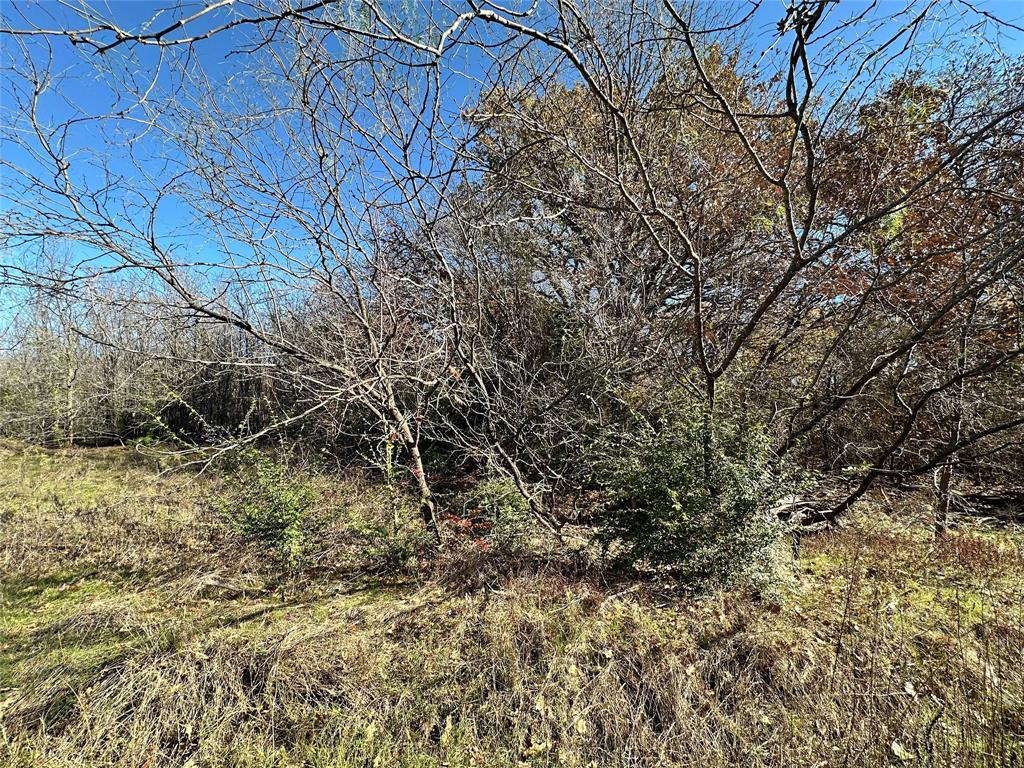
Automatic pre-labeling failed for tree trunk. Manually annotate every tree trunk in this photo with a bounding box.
[64,349,77,448]
[399,421,439,540]
[933,464,955,535]
[934,308,972,535]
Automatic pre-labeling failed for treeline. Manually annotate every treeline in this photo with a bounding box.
[0,297,276,445]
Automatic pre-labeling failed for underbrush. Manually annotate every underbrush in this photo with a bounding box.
[1,444,1021,767]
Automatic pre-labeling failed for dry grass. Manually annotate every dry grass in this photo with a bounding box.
[1,443,1022,767]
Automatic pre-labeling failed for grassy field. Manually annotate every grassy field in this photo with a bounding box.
[1,442,1022,767]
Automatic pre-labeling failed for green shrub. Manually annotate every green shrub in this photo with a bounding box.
[594,401,787,588]
[215,451,322,577]
[449,476,532,547]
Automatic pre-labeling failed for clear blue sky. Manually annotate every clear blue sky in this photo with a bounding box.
[1,0,1022,326]
[3,0,1022,200]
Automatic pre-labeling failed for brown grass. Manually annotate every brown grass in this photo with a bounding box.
[1,444,1022,767]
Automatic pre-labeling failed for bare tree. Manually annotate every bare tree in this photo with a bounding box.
[2,0,1021,535]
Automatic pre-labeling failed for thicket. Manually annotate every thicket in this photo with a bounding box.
[1,0,1023,589]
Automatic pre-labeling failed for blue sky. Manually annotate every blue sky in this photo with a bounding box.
[4,0,1022,189]
[1,0,1022,326]
[6,0,1022,146]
